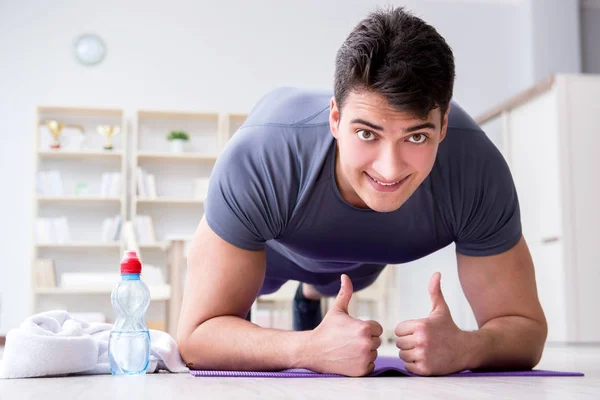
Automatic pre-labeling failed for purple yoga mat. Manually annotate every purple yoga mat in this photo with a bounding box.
[190,356,584,378]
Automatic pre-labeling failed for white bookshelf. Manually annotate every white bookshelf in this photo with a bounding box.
[37,196,122,204]
[37,149,124,160]
[131,110,247,245]
[128,110,247,334]
[136,151,218,162]
[29,106,248,331]
[32,105,128,324]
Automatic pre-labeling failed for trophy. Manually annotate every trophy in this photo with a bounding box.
[97,125,120,150]
[46,120,64,149]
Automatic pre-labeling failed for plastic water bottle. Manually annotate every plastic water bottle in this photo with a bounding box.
[108,250,151,375]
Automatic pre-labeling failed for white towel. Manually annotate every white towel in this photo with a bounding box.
[0,310,189,379]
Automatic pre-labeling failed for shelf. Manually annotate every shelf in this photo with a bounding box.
[227,113,248,119]
[36,242,121,249]
[37,106,123,117]
[139,242,170,251]
[37,196,122,204]
[136,197,204,205]
[137,110,219,121]
[136,151,218,162]
[37,150,123,160]
[35,284,172,301]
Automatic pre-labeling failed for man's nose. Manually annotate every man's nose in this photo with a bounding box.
[372,145,405,181]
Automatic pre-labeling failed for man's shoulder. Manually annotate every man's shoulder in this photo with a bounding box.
[243,86,332,128]
[439,101,497,164]
[446,101,481,132]
[221,87,333,175]
[205,88,335,248]
[428,100,507,214]
[433,103,521,256]
[215,87,334,193]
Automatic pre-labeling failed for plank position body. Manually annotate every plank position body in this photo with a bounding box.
[177,7,548,377]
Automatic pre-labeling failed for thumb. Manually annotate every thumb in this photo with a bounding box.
[332,274,353,314]
[428,272,449,314]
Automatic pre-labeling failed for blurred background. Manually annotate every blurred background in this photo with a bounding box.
[0,0,598,344]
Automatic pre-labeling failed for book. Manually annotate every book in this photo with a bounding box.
[134,215,157,243]
[100,172,121,197]
[54,216,71,243]
[33,258,56,288]
[136,167,148,198]
[36,217,70,243]
[122,221,140,254]
[100,215,121,242]
[136,167,158,199]
[147,174,157,198]
[36,170,64,196]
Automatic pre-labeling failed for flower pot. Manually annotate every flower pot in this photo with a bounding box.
[169,139,186,153]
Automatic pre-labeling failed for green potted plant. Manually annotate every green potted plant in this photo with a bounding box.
[166,130,190,153]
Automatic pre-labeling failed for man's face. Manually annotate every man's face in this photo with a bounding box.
[329,90,449,212]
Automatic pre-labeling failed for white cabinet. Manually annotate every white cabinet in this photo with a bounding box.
[478,74,600,343]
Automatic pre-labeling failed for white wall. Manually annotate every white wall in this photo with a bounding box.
[520,0,582,83]
[0,0,551,333]
[582,2,600,73]
[401,0,528,117]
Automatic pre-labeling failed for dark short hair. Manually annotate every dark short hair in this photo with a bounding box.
[334,6,455,120]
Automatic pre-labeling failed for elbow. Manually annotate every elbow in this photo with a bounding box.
[177,333,193,367]
[527,348,544,370]
[538,315,549,345]
[178,334,209,369]
[177,324,205,368]
[528,317,549,369]
[177,321,220,370]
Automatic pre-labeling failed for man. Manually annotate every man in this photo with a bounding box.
[177,7,547,377]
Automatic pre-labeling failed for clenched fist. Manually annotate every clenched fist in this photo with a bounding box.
[395,272,468,376]
[301,274,383,377]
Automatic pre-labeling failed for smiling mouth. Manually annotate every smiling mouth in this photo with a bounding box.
[366,173,405,185]
[365,172,409,190]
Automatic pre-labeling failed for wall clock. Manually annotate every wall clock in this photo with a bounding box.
[73,34,106,66]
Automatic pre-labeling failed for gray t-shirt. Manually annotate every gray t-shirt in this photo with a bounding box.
[205,87,521,293]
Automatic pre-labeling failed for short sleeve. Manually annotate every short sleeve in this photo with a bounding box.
[451,129,522,256]
[204,126,295,251]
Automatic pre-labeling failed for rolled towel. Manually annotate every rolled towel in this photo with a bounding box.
[0,310,188,379]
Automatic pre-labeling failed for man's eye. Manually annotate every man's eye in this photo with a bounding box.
[407,133,427,144]
[357,130,376,141]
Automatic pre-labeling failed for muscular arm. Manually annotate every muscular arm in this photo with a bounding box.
[457,236,548,371]
[176,217,309,371]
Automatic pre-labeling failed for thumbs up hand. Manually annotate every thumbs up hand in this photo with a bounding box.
[394,272,468,376]
[302,274,383,377]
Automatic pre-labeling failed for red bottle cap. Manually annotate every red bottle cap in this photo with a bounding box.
[121,250,142,274]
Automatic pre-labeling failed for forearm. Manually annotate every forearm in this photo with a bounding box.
[463,316,548,371]
[180,315,311,371]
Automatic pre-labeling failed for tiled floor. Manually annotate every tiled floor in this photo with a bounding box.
[1,344,599,399]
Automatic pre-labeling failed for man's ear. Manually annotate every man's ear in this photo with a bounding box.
[329,97,340,139]
[439,104,451,142]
